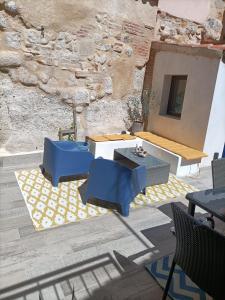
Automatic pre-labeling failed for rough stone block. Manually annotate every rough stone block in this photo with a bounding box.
[0,12,7,30]
[103,76,113,95]
[17,67,38,86]
[39,82,57,94]
[76,106,84,113]
[55,39,66,50]
[37,71,49,84]
[26,29,41,44]
[60,88,70,100]
[40,37,49,45]
[204,17,223,41]
[125,46,133,57]
[5,31,21,48]
[90,91,97,101]
[79,40,95,57]
[73,87,90,105]
[95,84,105,99]
[0,50,23,67]
[133,67,145,92]
[4,1,18,15]
[94,53,107,64]
[66,42,74,52]
[75,70,89,78]
[8,68,19,82]
[113,42,123,53]
[96,43,112,51]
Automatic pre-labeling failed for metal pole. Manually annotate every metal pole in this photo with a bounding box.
[72,103,77,141]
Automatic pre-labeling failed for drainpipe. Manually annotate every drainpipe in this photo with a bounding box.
[72,102,77,141]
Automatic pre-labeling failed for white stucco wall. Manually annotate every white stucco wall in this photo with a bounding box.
[147,50,220,151]
[158,0,211,23]
[202,60,225,166]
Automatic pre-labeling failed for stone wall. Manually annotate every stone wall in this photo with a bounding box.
[0,0,224,154]
[0,0,156,153]
[202,0,225,41]
[155,11,204,44]
[210,0,225,21]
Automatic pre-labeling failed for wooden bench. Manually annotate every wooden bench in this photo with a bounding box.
[87,134,136,142]
[86,132,207,176]
[134,132,207,176]
[134,132,207,160]
[86,134,142,160]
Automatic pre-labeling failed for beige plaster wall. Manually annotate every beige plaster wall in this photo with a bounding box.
[158,0,211,23]
[147,51,220,150]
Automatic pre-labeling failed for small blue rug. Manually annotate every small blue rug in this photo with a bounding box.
[145,255,211,300]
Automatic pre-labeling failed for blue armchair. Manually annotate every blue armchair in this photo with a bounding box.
[41,138,94,187]
[82,158,146,216]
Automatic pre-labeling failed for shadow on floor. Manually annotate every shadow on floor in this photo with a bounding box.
[140,201,206,252]
[83,201,225,300]
[0,253,122,300]
[0,249,165,300]
[0,202,178,300]
[88,203,186,300]
[39,165,88,186]
[89,251,162,300]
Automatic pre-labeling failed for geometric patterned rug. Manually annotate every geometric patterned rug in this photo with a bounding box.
[15,169,197,231]
[145,255,212,300]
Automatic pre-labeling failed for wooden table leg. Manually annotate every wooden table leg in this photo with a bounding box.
[188,202,196,216]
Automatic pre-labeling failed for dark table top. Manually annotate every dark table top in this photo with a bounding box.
[186,187,225,222]
[114,147,170,169]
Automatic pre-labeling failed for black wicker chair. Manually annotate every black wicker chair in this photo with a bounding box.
[162,203,225,300]
[207,153,225,228]
[211,152,225,189]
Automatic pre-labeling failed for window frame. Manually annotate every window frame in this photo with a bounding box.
[166,75,187,119]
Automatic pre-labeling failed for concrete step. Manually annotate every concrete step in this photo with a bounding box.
[0,151,43,168]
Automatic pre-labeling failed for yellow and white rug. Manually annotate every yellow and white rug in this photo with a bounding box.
[15,169,197,231]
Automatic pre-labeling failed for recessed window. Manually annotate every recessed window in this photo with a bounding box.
[166,75,187,118]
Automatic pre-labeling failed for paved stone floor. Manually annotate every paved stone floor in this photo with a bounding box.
[0,157,224,300]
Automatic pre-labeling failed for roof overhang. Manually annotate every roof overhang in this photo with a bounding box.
[151,41,225,60]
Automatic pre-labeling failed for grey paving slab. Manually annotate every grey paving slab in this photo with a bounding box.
[0,186,24,203]
[18,225,36,238]
[0,228,20,243]
[0,215,32,231]
[0,152,43,168]
[0,206,29,219]
[0,160,222,300]
[0,200,25,213]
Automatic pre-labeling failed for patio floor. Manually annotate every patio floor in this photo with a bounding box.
[0,158,224,300]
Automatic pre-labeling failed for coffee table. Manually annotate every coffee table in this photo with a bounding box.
[114,147,170,187]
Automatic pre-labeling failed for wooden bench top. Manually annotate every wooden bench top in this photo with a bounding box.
[87,134,136,142]
[134,132,207,161]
